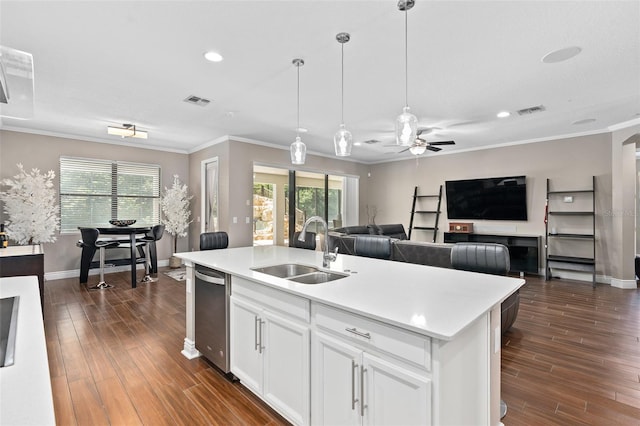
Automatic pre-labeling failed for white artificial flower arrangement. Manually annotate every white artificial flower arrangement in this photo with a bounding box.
[0,163,60,245]
[161,174,193,254]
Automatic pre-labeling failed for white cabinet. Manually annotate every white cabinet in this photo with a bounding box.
[312,306,431,426]
[230,278,310,426]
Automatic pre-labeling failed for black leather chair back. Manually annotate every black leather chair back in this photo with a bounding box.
[200,231,229,250]
[79,227,100,247]
[354,235,392,260]
[292,231,316,250]
[450,242,510,275]
[148,224,165,241]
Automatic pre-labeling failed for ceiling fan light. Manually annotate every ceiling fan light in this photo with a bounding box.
[334,124,353,157]
[290,136,306,165]
[409,144,426,155]
[395,106,418,146]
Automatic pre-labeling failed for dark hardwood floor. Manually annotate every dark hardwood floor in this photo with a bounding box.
[43,269,640,425]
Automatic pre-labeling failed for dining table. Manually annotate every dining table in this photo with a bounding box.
[94,225,151,288]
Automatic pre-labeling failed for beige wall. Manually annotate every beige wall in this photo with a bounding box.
[367,133,615,277]
[187,137,370,250]
[0,130,189,274]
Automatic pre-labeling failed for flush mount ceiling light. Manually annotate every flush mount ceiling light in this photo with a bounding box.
[334,32,353,157]
[395,0,418,147]
[107,123,148,139]
[542,46,582,64]
[203,51,223,62]
[290,58,306,165]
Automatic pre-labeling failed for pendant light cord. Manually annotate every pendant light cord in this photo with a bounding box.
[296,64,300,137]
[341,42,345,124]
[404,7,409,108]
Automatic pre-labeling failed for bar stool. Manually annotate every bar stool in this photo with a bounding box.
[200,231,229,250]
[79,228,119,290]
[139,224,165,283]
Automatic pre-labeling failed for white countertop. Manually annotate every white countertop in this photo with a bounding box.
[176,246,524,340]
[0,276,55,425]
[0,245,43,257]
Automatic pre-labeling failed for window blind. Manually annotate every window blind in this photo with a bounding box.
[59,157,161,232]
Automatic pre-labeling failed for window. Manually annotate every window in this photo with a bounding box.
[59,157,160,232]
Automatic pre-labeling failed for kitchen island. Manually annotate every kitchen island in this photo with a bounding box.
[177,245,524,426]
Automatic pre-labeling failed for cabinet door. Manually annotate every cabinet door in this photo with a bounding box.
[362,353,431,426]
[263,310,311,426]
[229,296,263,394]
[312,331,362,426]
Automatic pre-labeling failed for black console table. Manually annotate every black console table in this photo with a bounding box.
[443,232,540,275]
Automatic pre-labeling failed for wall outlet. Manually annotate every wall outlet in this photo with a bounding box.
[563,196,574,203]
[233,217,238,224]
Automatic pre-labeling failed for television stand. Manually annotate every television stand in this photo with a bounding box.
[443,232,540,275]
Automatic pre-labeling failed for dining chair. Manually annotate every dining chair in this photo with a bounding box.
[78,227,120,290]
[200,231,229,250]
[139,224,165,283]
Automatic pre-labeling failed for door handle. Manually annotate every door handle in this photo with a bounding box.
[351,360,359,410]
[254,316,260,351]
[258,319,265,353]
[360,365,367,417]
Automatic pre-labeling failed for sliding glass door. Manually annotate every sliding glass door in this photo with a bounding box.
[253,164,358,247]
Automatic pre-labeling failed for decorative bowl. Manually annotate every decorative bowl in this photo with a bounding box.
[109,219,136,227]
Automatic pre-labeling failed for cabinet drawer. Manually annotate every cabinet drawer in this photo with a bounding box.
[232,276,310,323]
[313,303,431,370]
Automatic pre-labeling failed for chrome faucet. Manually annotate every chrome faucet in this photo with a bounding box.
[298,215,338,268]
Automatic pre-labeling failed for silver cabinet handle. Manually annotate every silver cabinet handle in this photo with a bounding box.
[254,316,260,351]
[351,360,359,410]
[195,270,225,285]
[360,366,367,417]
[345,327,371,339]
[258,319,265,354]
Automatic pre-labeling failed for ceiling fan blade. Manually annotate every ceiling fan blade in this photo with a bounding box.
[428,140,456,146]
[427,145,442,152]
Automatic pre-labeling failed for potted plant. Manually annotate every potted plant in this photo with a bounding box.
[161,174,193,268]
[0,163,60,246]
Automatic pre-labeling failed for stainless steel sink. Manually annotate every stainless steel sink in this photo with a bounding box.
[0,296,19,367]
[288,271,348,284]
[252,263,319,278]
[251,263,348,284]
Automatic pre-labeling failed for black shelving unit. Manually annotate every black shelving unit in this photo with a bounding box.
[408,185,442,242]
[545,176,596,287]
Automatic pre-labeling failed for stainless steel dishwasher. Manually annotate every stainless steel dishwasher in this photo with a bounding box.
[194,264,230,374]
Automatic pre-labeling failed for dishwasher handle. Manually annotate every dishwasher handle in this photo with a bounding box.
[195,270,225,285]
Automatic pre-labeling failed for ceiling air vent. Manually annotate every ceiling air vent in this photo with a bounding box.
[183,95,211,107]
[516,105,546,116]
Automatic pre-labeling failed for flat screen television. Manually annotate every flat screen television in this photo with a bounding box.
[445,175,528,221]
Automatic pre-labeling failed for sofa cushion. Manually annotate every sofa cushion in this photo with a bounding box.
[354,235,392,260]
[377,224,408,240]
[391,240,454,269]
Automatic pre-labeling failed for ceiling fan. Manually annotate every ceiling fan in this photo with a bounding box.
[398,128,456,155]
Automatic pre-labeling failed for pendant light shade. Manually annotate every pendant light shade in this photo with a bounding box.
[290,58,306,165]
[334,32,353,157]
[395,0,418,147]
[291,135,306,164]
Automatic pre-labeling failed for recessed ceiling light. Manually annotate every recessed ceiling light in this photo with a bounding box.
[572,118,596,125]
[204,51,223,62]
[296,127,308,133]
[497,111,511,118]
[542,46,582,64]
[353,141,362,146]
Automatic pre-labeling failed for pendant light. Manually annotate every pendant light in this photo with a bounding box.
[290,58,307,165]
[334,32,353,157]
[395,0,418,146]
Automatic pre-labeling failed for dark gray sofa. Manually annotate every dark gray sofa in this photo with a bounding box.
[327,225,519,333]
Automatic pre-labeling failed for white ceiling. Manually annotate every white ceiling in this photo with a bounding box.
[1,0,639,163]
